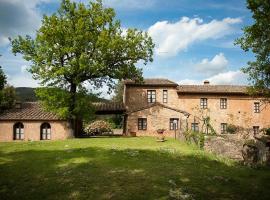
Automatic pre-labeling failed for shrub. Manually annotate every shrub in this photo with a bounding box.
[183,130,205,148]
[226,124,238,134]
[84,120,112,135]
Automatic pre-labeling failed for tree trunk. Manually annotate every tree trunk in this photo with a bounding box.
[69,83,80,137]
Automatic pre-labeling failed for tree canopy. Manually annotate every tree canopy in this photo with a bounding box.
[10,0,154,134]
[0,62,7,90]
[235,0,270,98]
[0,62,16,112]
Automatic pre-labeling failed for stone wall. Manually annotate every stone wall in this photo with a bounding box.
[0,120,73,141]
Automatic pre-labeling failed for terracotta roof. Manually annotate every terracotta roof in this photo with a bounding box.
[93,102,126,114]
[124,78,178,86]
[177,85,248,94]
[128,102,190,116]
[93,102,126,112]
[0,102,60,121]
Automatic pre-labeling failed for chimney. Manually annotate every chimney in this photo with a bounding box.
[15,102,22,109]
[204,80,210,85]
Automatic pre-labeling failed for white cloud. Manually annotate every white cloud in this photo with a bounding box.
[178,70,247,85]
[195,53,228,76]
[148,17,242,57]
[207,70,247,85]
[0,0,50,47]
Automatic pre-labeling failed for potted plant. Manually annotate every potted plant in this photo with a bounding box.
[156,129,166,142]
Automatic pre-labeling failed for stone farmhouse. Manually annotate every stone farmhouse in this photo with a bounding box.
[0,78,270,141]
[123,79,270,137]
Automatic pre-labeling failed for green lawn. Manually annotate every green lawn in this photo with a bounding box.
[0,137,269,200]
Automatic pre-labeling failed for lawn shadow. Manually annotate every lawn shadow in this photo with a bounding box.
[0,145,269,200]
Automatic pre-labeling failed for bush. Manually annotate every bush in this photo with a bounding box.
[84,120,112,135]
[226,124,238,134]
[183,130,205,148]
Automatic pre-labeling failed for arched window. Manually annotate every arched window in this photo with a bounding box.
[41,123,51,140]
[14,122,24,140]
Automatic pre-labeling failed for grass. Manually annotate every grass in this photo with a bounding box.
[0,137,269,200]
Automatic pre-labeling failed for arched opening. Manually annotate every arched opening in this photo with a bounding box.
[13,122,24,140]
[40,123,51,140]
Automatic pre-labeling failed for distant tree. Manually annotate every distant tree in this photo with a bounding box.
[0,63,7,90]
[0,62,16,111]
[112,81,124,102]
[10,0,154,136]
[235,0,270,98]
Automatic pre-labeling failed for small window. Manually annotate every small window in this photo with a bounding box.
[147,90,156,103]
[253,126,259,135]
[13,122,24,140]
[41,123,51,140]
[163,90,168,103]
[220,98,227,109]
[254,102,260,113]
[200,98,207,109]
[221,123,227,134]
[138,118,147,130]
[170,118,179,130]
[191,123,199,132]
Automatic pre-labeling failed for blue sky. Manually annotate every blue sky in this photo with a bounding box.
[0,0,254,92]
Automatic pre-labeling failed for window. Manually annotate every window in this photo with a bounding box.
[41,123,51,140]
[221,123,227,134]
[254,102,260,113]
[170,118,179,130]
[253,126,259,135]
[147,90,156,103]
[191,123,199,132]
[200,98,207,109]
[13,122,24,140]
[138,118,147,130]
[220,98,227,109]
[163,90,168,103]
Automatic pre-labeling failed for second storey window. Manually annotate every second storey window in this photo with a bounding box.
[200,98,208,109]
[163,90,168,103]
[138,118,147,130]
[147,90,156,103]
[170,118,179,130]
[254,102,260,113]
[220,98,227,109]
[221,123,227,134]
[191,123,199,132]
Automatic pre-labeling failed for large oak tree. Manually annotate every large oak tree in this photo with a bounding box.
[11,0,154,135]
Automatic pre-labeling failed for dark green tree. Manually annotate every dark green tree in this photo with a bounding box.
[235,0,270,98]
[112,81,124,102]
[0,62,7,90]
[10,0,154,135]
[0,61,16,112]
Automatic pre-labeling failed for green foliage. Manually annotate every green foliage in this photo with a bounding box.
[112,81,124,102]
[0,85,16,111]
[203,117,217,135]
[226,124,238,134]
[0,62,16,111]
[0,66,7,90]
[10,0,154,130]
[183,130,205,149]
[35,87,95,121]
[235,0,270,98]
